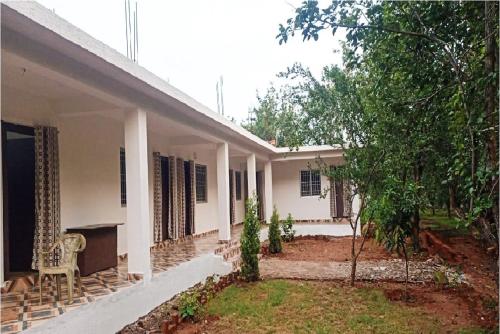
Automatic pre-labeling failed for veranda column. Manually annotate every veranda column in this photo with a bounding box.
[264,160,273,223]
[246,153,257,199]
[216,142,231,241]
[124,108,152,281]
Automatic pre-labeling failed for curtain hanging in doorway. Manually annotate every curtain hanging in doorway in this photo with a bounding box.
[153,152,162,243]
[188,160,196,235]
[31,126,61,270]
[329,166,338,218]
[229,170,235,225]
[176,158,186,239]
[169,156,178,239]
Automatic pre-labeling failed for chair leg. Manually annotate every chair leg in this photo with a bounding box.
[76,270,83,297]
[39,274,43,305]
[56,275,61,302]
[67,272,74,304]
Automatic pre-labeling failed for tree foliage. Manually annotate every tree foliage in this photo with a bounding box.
[240,196,261,281]
[268,207,282,254]
[269,0,499,248]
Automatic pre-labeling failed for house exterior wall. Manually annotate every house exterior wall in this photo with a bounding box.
[272,157,344,221]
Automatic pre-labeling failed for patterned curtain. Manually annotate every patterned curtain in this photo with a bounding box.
[176,158,186,239]
[243,171,248,213]
[32,126,61,270]
[329,166,337,218]
[188,160,196,235]
[229,169,235,225]
[153,152,162,243]
[169,156,178,239]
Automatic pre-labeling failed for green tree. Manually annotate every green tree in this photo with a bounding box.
[277,1,499,246]
[240,196,261,281]
[268,207,282,254]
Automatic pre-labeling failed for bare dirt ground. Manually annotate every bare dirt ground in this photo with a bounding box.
[264,235,392,262]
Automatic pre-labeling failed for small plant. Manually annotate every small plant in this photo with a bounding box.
[433,270,448,288]
[281,213,295,242]
[268,206,282,254]
[240,195,261,281]
[178,290,201,320]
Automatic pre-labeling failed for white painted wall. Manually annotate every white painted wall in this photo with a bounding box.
[58,116,128,254]
[272,157,344,221]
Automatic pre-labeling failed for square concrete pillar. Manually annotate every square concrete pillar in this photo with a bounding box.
[264,160,273,223]
[216,142,231,241]
[246,153,257,199]
[124,109,152,281]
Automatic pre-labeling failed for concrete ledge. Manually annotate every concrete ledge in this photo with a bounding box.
[259,223,357,241]
[23,254,232,334]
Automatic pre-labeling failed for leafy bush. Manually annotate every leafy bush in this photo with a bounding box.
[178,290,201,320]
[281,213,295,242]
[268,207,282,254]
[240,196,261,281]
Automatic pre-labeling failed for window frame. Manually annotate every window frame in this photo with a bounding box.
[235,171,242,201]
[195,164,208,203]
[300,169,321,197]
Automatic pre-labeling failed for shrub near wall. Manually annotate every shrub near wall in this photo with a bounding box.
[268,207,282,254]
[240,196,260,281]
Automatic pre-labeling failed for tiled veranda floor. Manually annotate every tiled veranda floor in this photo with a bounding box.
[1,225,243,334]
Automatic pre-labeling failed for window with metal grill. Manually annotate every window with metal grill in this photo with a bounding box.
[195,164,207,203]
[120,147,127,206]
[235,171,242,200]
[300,169,321,197]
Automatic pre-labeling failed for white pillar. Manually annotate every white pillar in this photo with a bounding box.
[216,142,231,241]
[246,153,257,199]
[0,119,3,285]
[124,109,151,281]
[264,161,273,223]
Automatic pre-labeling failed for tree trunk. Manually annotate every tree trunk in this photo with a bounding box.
[411,210,420,252]
[350,217,358,286]
[402,242,409,302]
[449,185,457,211]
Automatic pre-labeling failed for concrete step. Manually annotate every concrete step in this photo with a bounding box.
[214,239,240,255]
[226,253,263,271]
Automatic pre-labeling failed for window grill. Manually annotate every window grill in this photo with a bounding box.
[195,164,207,203]
[300,169,321,197]
[120,148,127,206]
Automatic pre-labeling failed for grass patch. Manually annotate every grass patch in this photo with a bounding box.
[204,280,455,333]
[421,209,466,233]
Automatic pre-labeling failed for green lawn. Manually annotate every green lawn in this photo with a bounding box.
[203,280,466,334]
[420,209,467,233]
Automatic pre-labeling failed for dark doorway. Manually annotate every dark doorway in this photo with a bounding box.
[229,169,234,225]
[334,179,345,217]
[160,156,170,240]
[2,122,36,277]
[184,161,193,236]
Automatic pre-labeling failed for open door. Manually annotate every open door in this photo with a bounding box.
[2,122,36,278]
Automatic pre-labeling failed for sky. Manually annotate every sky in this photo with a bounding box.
[35,0,344,123]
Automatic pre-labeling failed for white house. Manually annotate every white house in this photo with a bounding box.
[0,2,356,333]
